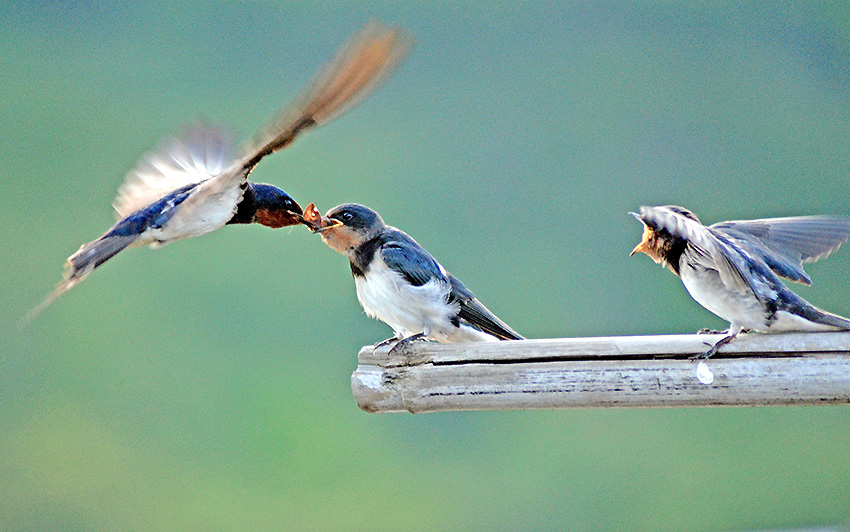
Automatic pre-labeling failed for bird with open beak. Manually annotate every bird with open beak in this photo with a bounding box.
[630,205,850,358]
[303,203,524,351]
[27,21,413,322]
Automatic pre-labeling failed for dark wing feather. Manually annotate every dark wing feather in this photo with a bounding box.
[380,237,446,288]
[448,275,524,340]
[240,21,413,173]
[712,216,850,285]
[66,184,197,281]
[380,233,523,340]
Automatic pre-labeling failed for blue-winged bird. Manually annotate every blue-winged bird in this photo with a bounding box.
[631,205,850,358]
[27,22,412,322]
[305,203,524,351]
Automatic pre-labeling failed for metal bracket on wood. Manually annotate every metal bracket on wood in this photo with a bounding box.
[351,332,850,413]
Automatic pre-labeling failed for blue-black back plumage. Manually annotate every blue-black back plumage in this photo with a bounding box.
[106,184,197,239]
[380,232,444,287]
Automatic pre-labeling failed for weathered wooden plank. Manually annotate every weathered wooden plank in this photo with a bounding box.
[357,332,850,367]
[351,332,850,414]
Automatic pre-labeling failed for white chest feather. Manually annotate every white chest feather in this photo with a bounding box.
[143,184,242,245]
[354,257,454,338]
[354,256,501,343]
[679,260,836,333]
[679,264,764,331]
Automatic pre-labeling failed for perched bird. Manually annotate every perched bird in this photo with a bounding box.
[305,203,524,349]
[27,21,413,322]
[630,205,850,358]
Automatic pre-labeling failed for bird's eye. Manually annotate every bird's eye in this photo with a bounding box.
[341,212,353,222]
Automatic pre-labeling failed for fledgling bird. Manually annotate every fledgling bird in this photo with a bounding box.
[305,203,524,349]
[26,21,413,322]
[630,205,850,358]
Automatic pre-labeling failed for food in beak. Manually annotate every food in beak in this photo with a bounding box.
[303,203,323,230]
[302,202,343,232]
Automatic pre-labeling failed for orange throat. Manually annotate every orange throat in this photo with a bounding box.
[255,209,298,228]
[321,226,364,256]
[632,225,665,265]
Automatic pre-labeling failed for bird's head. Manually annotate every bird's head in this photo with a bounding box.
[630,206,698,270]
[630,215,664,263]
[251,184,304,228]
[304,203,385,256]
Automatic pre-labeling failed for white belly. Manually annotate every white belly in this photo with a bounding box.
[680,262,838,333]
[145,185,242,245]
[355,263,453,337]
[680,263,766,332]
[355,258,498,342]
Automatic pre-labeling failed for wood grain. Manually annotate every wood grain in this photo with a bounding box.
[351,332,850,413]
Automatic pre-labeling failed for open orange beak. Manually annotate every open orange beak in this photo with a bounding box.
[630,240,649,257]
[630,217,652,257]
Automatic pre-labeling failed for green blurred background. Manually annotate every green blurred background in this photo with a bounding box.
[3,2,850,531]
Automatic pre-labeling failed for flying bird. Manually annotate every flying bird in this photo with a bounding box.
[305,203,524,351]
[27,21,413,322]
[630,205,850,358]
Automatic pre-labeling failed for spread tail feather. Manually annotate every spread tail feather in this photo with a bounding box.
[20,234,137,326]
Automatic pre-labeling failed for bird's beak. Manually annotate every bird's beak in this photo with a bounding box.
[314,217,343,233]
[630,241,647,257]
[302,202,343,233]
[630,224,652,257]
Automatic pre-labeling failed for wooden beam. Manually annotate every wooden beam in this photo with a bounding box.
[350,332,850,413]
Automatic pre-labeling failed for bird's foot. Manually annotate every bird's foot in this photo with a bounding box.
[697,328,728,335]
[374,336,402,349]
[388,333,428,356]
[692,333,738,361]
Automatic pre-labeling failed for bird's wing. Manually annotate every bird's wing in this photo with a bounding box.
[113,123,236,219]
[237,20,413,175]
[116,22,412,222]
[380,237,447,288]
[711,216,850,285]
[170,21,414,226]
[640,206,751,295]
[380,236,523,340]
[447,275,525,340]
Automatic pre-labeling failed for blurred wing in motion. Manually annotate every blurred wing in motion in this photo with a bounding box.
[239,20,414,173]
[25,20,413,325]
[113,123,235,219]
[174,20,414,244]
[711,216,850,285]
